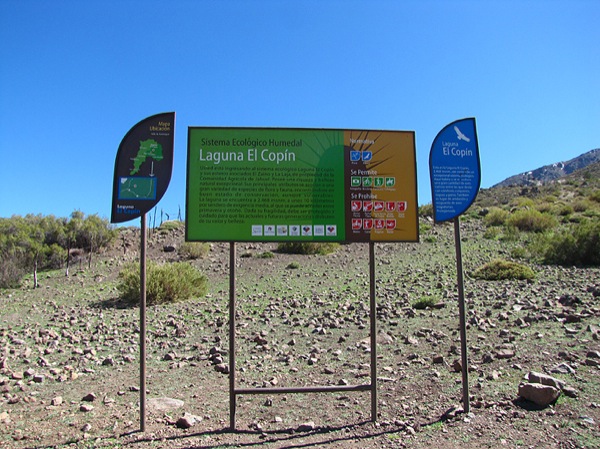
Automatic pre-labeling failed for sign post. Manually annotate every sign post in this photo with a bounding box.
[429,118,480,414]
[186,127,418,428]
[111,112,175,431]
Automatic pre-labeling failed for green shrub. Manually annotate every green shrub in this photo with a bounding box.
[590,190,600,203]
[277,242,339,255]
[506,209,557,233]
[0,253,25,288]
[573,199,591,213]
[557,204,574,216]
[472,259,535,281]
[179,241,210,259]
[258,251,274,259]
[539,221,600,266]
[511,197,536,209]
[117,262,208,306]
[536,202,553,213]
[286,262,300,269]
[483,227,501,240]
[411,297,437,310]
[484,207,509,226]
[419,203,434,218]
[158,220,185,231]
[510,247,528,259]
[420,223,432,233]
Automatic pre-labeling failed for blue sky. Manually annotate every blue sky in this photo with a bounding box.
[1,0,598,223]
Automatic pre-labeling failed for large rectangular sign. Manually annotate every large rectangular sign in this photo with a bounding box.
[186,128,418,242]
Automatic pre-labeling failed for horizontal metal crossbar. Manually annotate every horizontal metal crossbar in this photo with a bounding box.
[234,384,372,395]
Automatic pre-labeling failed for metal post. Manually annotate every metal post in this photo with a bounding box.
[369,242,377,422]
[454,217,470,413]
[140,214,147,431]
[229,242,236,430]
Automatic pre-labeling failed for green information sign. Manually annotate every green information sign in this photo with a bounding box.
[186,127,418,243]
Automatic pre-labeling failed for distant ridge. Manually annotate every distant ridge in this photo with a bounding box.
[493,148,600,187]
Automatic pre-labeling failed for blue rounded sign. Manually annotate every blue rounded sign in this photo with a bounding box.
[429,118,481,222]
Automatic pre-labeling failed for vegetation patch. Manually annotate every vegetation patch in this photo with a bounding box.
[178,241,210,260]
[506,209,557,233]
[536,220,600,266]
[472,259,535,280]
[411,297,437,310]
[0,211,115,288]
[117,261,208,306]
[277,242,340,255]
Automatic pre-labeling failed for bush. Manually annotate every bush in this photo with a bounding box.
[472,259,535,281]
[0,253,25,288]
[277,242,339,255]
[412,297,437,310]
[158,220,184,231]
[506,209,557,233]
[418,203,434,218]
[539,221,600,266]
[258,251,274,259]
[117,262,208,306]
[179,242,210,260]
[484,207,509,226]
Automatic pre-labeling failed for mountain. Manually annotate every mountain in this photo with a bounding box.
[493,148,600,187]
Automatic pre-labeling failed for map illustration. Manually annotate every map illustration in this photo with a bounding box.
[118,177,157,200]
[130,139,164,175]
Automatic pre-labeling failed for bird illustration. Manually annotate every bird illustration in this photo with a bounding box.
[454,126,471,142]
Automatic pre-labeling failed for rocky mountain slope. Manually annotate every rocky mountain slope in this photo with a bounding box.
[493,148,600,188]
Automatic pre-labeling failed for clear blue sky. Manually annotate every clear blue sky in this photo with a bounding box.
[1,0,598,223]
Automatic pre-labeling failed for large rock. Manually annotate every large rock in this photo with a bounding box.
[527,371,565,390]
[147,397,184,412]
[518,382,560,406]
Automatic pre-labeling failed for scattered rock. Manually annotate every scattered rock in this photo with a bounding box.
[215,363,229,374]
[33,374,45,383]
[495,349,515,360]
[451,360,462,373]
[80,404,94,412]
[147,397,185,412]
[176,412,201,429]
[82,393,97,402]
[550,363,576,375]
[441,405,464,420]
[562,386,578,398]
[51,396,63,406]
[297,421,316,432]
[518,382,560,407]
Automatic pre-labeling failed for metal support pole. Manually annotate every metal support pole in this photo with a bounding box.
[369,242,377,422]
[229,242,236,430]
[454,217,470,413]
[140,214,147,431]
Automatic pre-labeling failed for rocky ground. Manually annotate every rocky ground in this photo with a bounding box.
[1,219,599,448]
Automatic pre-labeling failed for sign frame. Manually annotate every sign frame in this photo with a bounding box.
[186,127,419,243]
